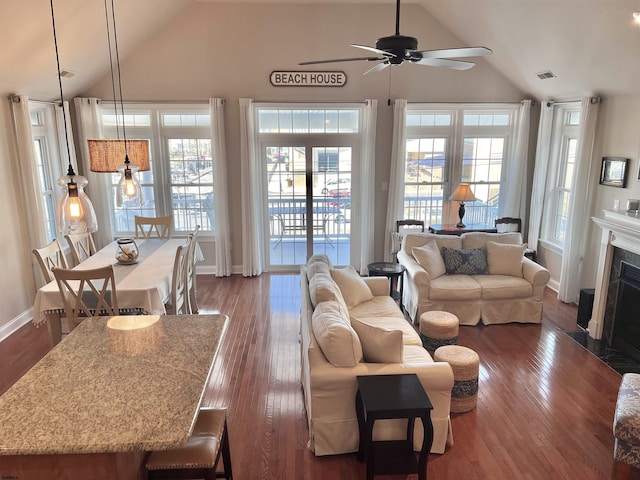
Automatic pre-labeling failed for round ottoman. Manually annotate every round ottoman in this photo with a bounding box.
[434,345,479,413]
[419,311,459,354]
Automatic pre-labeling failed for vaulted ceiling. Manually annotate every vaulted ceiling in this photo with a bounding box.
[2,0,639,101]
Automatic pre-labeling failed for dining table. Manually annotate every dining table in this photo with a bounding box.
[0,313,228,480]
[33,238,200,346]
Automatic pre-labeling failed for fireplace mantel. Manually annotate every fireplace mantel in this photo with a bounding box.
[589,210,640,339]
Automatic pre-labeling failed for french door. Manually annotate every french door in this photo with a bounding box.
[265,143,354,268]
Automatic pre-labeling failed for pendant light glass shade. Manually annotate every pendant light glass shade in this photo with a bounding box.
[116,158,144,207]
[57,171,98,234]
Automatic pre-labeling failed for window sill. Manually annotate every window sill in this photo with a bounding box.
[538,238,563,256]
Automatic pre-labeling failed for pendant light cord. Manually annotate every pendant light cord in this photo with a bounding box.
[50,0,75,177]
[103,0,120,143]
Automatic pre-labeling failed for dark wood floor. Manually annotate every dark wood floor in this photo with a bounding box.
[1,275,636,479]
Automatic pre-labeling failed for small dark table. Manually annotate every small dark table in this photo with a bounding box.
[428,223,497,235]
[367,262,406,309]
[355,374,434,480]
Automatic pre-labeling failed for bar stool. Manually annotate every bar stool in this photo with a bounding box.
[146,408,233,479]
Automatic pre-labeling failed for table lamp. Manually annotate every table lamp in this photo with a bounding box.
[449,183,477,228]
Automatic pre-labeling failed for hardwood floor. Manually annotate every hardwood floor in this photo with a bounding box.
[1,275,636,479]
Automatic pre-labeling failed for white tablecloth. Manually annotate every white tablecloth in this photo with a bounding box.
[33,238,201,326]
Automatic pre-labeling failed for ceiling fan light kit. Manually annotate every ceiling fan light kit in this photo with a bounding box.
[299,0,492,74]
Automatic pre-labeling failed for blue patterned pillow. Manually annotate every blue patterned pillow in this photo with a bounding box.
[441,247,488,275]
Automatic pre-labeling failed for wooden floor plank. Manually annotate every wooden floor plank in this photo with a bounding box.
[1,274,636,479]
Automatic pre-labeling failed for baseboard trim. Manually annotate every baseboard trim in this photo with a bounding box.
[0,309,33,343]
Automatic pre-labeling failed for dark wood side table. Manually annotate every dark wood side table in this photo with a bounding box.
[428,223,497,235]
[355,374,433,480]
[367,262,406,310]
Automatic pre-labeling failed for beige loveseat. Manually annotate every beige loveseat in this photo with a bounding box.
[300,254,454,456]
[397,232,550,326]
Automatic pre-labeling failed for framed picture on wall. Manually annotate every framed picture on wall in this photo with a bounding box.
[600,157,628,188]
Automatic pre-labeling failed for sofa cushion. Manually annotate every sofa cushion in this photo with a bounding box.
[308,253,333,268]
[331,266,374,309]
[403,233,461,256]
[312,300,363,367]
[306,259,331,282]
[351,315,422,346]
[350,317,403,363]
[441,247,488,275]
[412,241,446,279]
[461,232,523,249]
[472,275,533,300]
[486,241,525,277]
[403,344,435,363]
[349,296,405,320]
[430,275,482,301]
[309,272,347,311]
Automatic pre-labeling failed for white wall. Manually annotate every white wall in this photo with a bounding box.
[83,2,525,269]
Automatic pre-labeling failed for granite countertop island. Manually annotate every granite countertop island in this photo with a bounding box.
[0,314,228,479]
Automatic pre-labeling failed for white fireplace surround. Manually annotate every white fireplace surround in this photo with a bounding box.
[590,210,640,339]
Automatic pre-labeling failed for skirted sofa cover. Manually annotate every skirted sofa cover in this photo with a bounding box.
[300,254,454,456]
[397,232,550,326]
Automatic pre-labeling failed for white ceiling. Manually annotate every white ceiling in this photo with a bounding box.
[3,0,640,100]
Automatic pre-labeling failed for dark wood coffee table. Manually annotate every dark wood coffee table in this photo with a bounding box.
[355,374,434,480]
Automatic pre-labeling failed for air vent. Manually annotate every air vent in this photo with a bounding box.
[536,70,557,80]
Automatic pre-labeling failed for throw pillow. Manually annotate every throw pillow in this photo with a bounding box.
[412,240,446,279]
[350,317,403,363]
[330,265,374,309]
[312,301,363,367]
[306,259,330,282]
[486,241,525,277]
[441,247,489,275]
[309,271,347,310]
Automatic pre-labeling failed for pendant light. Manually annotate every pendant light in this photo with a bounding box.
[50,0,98,234]
[88,0,149,207]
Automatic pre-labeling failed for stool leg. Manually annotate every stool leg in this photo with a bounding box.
[218,420,233,479]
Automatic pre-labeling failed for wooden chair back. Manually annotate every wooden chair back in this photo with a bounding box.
[167,242,189,315]
[52,265,118,332]
[33,239,69,284]
[64,232,97,266]
[495,217,522,233]
[186,225,201,314]
[396,219,425,234]
[135,215,172,239]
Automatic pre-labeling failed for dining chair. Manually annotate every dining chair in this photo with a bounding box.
[494,217,522,233]
[166,241,190,315]
[51,265,118,332]
[135,215,172,239]
[186,225,201,314]
[64,232,97,266]
[32,239,69,284]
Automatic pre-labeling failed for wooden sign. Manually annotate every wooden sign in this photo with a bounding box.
[270,71,347,87]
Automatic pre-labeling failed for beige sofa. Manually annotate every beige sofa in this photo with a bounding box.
[300,254,454,456]
[397,232,550,326]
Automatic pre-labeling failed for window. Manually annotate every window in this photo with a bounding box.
[402,104,518,226]
[100,104,213,235]
[29,103,66,242]
[546,107,581,245]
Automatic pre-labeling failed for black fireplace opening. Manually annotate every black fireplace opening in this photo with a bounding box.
[612,261,640,361]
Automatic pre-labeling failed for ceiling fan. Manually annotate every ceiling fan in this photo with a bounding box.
[299,0,492,75]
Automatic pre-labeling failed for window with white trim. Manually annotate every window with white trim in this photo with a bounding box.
[402,104,517,226]
[544,107,581,245]
[29,103,66,241]
[100,104,213,235]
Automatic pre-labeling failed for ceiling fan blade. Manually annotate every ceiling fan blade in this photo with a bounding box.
[364,62,390,75]
[412,57,476,70]
[414,46,493,60]
[351,44,395,58]
[299,56,381,66]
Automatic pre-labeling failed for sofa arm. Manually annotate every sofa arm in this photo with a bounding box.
[522,257,550,287]
[398,250,431,290]
[363,276,390,296]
